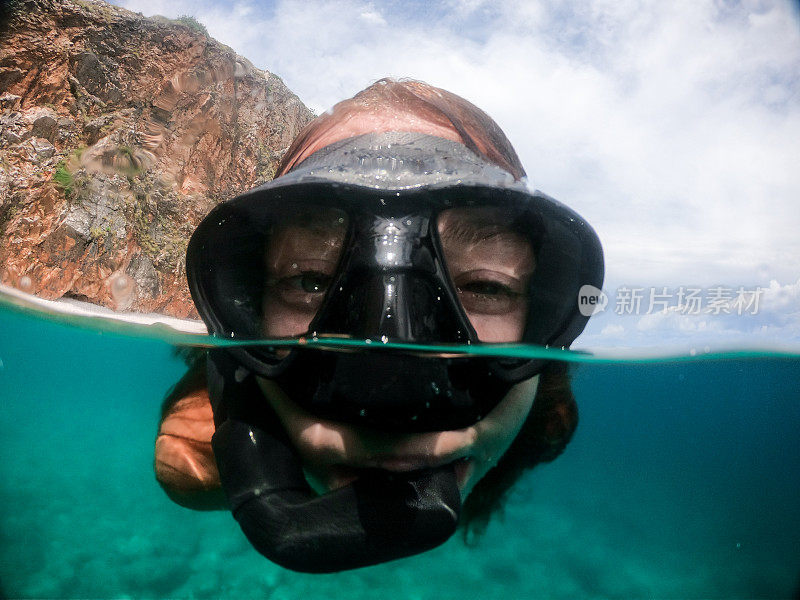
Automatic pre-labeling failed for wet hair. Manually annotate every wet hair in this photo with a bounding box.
[275,78,527,180]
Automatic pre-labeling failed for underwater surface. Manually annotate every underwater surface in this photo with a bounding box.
[1,299,799,599]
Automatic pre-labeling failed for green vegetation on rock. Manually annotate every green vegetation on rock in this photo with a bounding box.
[73,0,118,23]
[53,147,88,200]
[175,15,208,37]
[128,179,192,274]
[117,144,143,177]
[53,161,75,198]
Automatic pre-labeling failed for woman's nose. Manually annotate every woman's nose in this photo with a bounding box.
[324,271,469,343]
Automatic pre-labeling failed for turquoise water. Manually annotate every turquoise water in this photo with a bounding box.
[1,302,799,599]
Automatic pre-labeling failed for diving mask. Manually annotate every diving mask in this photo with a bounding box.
[187,131,604,432]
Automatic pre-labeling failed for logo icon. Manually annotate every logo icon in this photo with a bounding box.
[578,285,607,316]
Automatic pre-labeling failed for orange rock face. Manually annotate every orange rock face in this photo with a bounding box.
[0,0,314,317]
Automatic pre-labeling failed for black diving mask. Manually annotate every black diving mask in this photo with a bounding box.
[187,131,604,432]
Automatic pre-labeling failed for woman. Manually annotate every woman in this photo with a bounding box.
[155,79,604,572]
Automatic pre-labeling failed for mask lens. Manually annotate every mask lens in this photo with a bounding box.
[437,207,537,343]
[261,206,348,338]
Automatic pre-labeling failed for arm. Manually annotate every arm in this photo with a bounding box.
[154,388,227,510]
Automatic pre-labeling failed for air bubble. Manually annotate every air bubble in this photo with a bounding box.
[430,382,440,395]
[18,275,33,292]
[110,273,135,305]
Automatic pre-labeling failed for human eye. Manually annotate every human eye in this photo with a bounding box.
[266,265,334,310]
[280,271,332,295]
[455,271,525,316]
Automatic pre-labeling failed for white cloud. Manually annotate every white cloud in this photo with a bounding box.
[359,7,386,27]
[113,0,800,345]
[600,323,625,337]
[761,278,800,312]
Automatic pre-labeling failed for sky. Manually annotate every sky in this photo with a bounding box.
[112,0,800,350]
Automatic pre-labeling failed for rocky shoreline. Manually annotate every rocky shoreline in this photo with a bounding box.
[0,0,313,317]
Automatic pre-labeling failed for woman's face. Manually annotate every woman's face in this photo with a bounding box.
[259,118,539,500]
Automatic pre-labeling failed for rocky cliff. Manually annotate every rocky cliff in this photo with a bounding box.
[0,0,314,317]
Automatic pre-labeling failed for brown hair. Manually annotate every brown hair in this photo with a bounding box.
[275,78,527,180]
